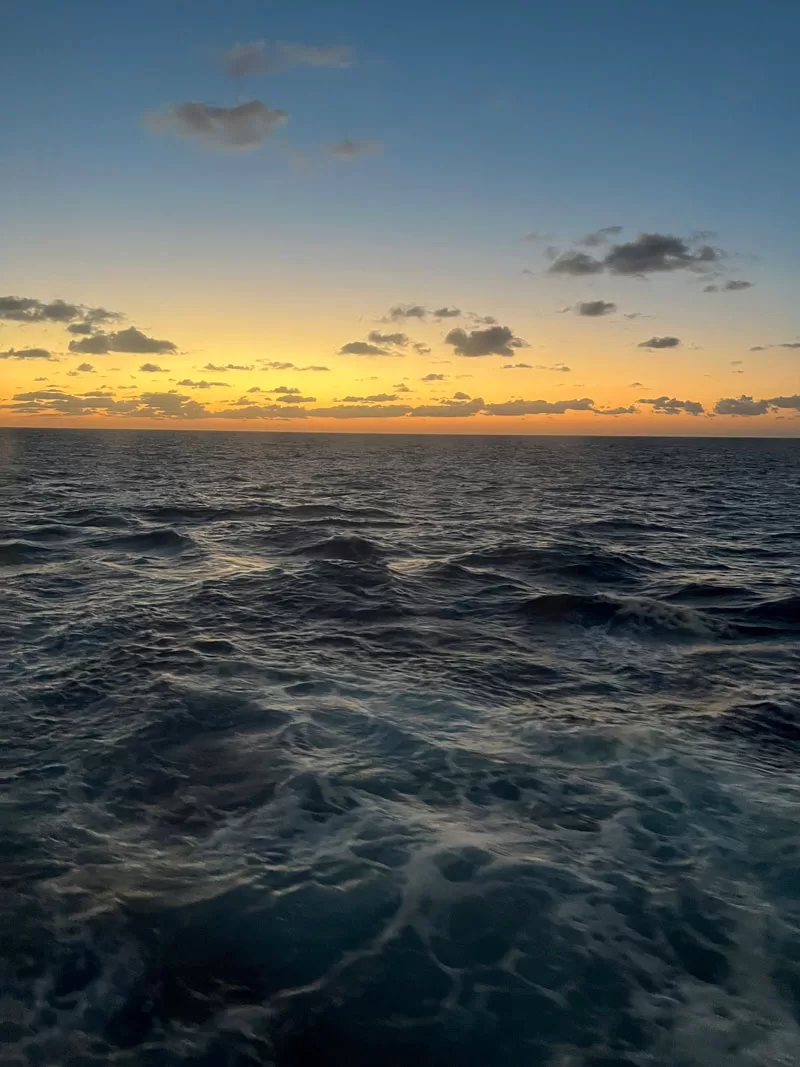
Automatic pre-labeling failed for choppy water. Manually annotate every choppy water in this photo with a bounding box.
[2,428,800,1067]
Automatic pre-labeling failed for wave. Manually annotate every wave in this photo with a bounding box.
[517,592,723,636]
[90,528,197,555]
[0,539,53,566]
[289,534,387,563]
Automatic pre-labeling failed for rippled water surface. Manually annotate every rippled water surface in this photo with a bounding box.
[3,428,800,1067]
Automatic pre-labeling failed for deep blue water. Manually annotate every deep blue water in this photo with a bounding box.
[2,428,800,1067]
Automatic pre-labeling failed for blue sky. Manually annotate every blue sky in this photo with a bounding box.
[1,0,798,433]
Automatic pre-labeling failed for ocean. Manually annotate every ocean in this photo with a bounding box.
[3,427,800,1067]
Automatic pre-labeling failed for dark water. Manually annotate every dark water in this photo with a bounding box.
[3,428,800,1067]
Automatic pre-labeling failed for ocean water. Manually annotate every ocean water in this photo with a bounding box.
[2,428,800,1067]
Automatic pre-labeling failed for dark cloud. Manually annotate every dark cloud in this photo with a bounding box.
[548,251,603,276]
[467,314,498,325]
[703,280,754,293]
[393,383,411,393]
[203,363,254,371]
[628,381,645,387]
[780,342,800,349]
[484,398,594,416]
[768,395,800,411]
[258,360,330,371]
[70,327,177,355]
[219,404,306,420]
[388,305,427,321]
[638,336,681,349]
[75,363,95,372]
[452,392,471,400]
[139,363,168,372]
[68,322,95,335]
[275,394,315,404]
[223,41,354,77]
[576,300,616,317]
[593,406,637,415]
[136,392,210,419]
[421,373,446,381]
[714,395,770,416]
[340,393,397,403]
[0,295,121,326]
[413,343,431,355]
[310,404,413,419]
[176,379,229,389]
[432,307,461,318]
[326,139,382,160]
[146,100,288,151]
[339,341,394,356]
[604,233,722,276]
[0,348,56,361]
[501,362,570,372]
[367,331,409,347]
[410,398,484,418]
[273,386,301,394]
[444,325,528,358]
[638,396,704,415]
[579,226,623,247]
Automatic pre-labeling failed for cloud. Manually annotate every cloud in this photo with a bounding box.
[703,280,754,293]
[309,404,413,419]
[410,398,484,417]
[136,392,210,419]
[714,395,770,416]
[203,363,253,371]
[326,139,382,160]
[75,363,95,372]
[548,251,604,276]
[139,363,168,372]
[388,304,427,320]
[780,342,800,349]
[339,341,395,356]
[768,395,800,411]
[467,314,498,325]
[340,393,397,403]
[68,322,95,335]
[501,361,570,372]
[579,226,623,247]
[628,381,645,387]
[219,403,306,420]
[146,100,288,151]
[413,343,431,355]
[69,327,177,355]
[444,324,528,358]
[593,405,637,415]
[393,383,411,392]
[0,347,56,361]
[484,398,595,416]
[0,295,121,326]
[367,331,409,347]
[502,363,532,369]
[576,300,616,317]
[521,231,556,243]
[638,336,681,349]
[176,379,229,389]
[452,392,471,400]
[275,394,315,403]
[604,232,722,276]
[432,307,461,318]
[273,386,300,394]
[638,396,704,415]
[422,373,446,381]
[223,40,354,77]
[259,360,330,371]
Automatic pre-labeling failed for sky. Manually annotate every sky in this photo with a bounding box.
[1,0,799,435]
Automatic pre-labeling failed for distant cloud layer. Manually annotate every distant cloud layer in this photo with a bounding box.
[223,40,354,77]
[638,396,704,415]
[145,100,288,151]
[0,347,56,361]
[703,280,753,293]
